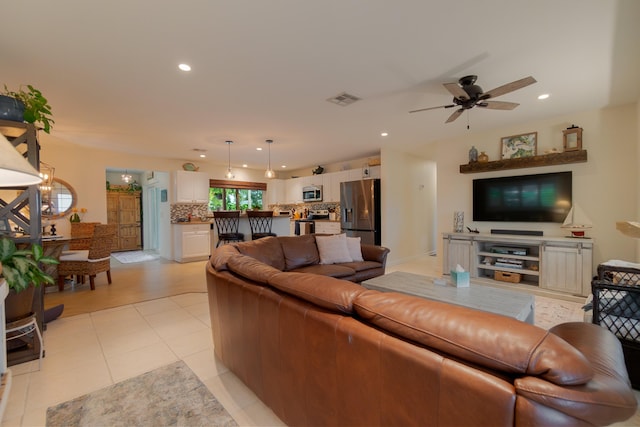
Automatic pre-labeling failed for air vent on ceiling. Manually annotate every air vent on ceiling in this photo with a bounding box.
[327,92,361,106]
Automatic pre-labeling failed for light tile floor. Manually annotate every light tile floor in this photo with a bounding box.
[2,254,639,426]
[2,293,285,426]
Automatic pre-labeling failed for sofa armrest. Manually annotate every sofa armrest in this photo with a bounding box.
[361,244,390,267]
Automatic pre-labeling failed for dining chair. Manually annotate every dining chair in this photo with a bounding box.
[246,210,277,240]
[57,223,117,291]
[213,211,244,247]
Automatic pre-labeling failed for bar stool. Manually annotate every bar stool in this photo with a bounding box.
[6,313,43,370]
[247,210,277,240]
[213,211,245,247]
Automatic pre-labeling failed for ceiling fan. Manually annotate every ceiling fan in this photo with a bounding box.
[409,75,537,123]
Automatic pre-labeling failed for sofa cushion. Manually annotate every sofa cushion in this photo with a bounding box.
[210,244,240,271]
[337,260,382,272]
[291,263,356,278]
[235,236,285,271]
[353,290,593,386]
[346,236,364,262]
[316,233,352,264]
[226,254,283,284]
[278,235,320,271]
[268,272,366,314]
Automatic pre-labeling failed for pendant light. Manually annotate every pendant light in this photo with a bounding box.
[225,140,234,179]
[264,139,275,179]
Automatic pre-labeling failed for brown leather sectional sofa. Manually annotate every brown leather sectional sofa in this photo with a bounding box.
[206,235,637,426]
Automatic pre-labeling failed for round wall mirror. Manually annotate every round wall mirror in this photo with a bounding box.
[42,178,77,219]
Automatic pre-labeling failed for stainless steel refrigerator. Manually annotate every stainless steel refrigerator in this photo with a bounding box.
[340,179,381,245]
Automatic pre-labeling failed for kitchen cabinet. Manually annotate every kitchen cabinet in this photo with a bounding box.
[541,242,592,296]
[442,234,473,273]
[347,168,365,182]
[325,171,349,202]
[315,221,341,235]
[265,179,286,206]
[173,223,210,262]
[283,165,381,203]
[174,170,210,203]
[285,177,303,203]
[368,165,381,179]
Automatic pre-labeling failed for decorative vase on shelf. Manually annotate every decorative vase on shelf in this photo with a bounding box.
[468,146,478,163]
[453,211,464,233]
[478,152,489,163]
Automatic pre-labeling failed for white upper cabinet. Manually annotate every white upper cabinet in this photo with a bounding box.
[285,177,303,203]
[174,170,210,203]
[265,179,286,206]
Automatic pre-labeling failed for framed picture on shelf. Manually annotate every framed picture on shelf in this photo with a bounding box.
[501,132,537,159]
[562,126,582,151]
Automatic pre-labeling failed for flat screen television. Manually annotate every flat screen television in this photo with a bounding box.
[473,171,572,222]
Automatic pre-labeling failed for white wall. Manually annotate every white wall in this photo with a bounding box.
[380,148,437,265]
[412,103,638,269]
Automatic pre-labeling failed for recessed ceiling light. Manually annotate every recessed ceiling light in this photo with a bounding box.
[256,147,263,151]
[199,154,206,158]
[538,93,550,100]
[381,132,388,137]
[242,164,248,168]
[178,63,191,71]
[281,165,287,168]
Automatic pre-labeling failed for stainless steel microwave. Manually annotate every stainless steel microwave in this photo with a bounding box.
[302,185,323,202]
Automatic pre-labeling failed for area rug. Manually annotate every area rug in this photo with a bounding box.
[46,361,237,427]
[112,250,159,264]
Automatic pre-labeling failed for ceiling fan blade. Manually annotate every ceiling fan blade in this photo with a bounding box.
[443,82,468,100]
[445,109,464,123]
[409,104,455,113]
[481,76,537,99]
[477,100,520,110]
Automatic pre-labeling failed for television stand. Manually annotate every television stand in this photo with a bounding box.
[443,232,593,298]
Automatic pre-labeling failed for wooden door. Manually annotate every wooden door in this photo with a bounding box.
[107,191,142,251]
[106,194,120,249]
[118,194,141,250]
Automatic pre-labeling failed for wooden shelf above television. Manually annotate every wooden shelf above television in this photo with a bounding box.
[459,150,588,174]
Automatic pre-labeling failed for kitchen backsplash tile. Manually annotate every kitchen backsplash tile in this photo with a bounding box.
[171,203,210,222]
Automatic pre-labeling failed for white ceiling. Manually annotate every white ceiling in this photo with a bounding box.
[2,1,639,172]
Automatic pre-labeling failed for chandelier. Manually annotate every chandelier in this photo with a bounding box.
[122,170,133,183]
[39,161,55,192]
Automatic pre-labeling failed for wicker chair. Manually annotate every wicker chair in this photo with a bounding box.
[69,222,99,250]
[247,210,277,240]
[592,261,640,388]
[57,224,117,291]
[213,211,244,247]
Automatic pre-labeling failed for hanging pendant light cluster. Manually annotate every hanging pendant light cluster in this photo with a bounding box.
[225,140,234,179]
[264,139,275,179]
[121,170,133,183]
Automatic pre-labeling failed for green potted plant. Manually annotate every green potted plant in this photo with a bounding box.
[0,237,58,321]
[1,84,54,133]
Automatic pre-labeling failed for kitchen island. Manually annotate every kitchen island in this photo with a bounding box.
[173,214,292,262]
[210,213,291,249]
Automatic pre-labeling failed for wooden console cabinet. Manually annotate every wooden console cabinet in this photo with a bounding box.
[443,232,593,297]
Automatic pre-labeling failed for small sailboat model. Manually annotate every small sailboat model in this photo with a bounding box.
[561,205,592,237]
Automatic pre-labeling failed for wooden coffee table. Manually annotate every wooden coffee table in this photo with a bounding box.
[362,271,535,324]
